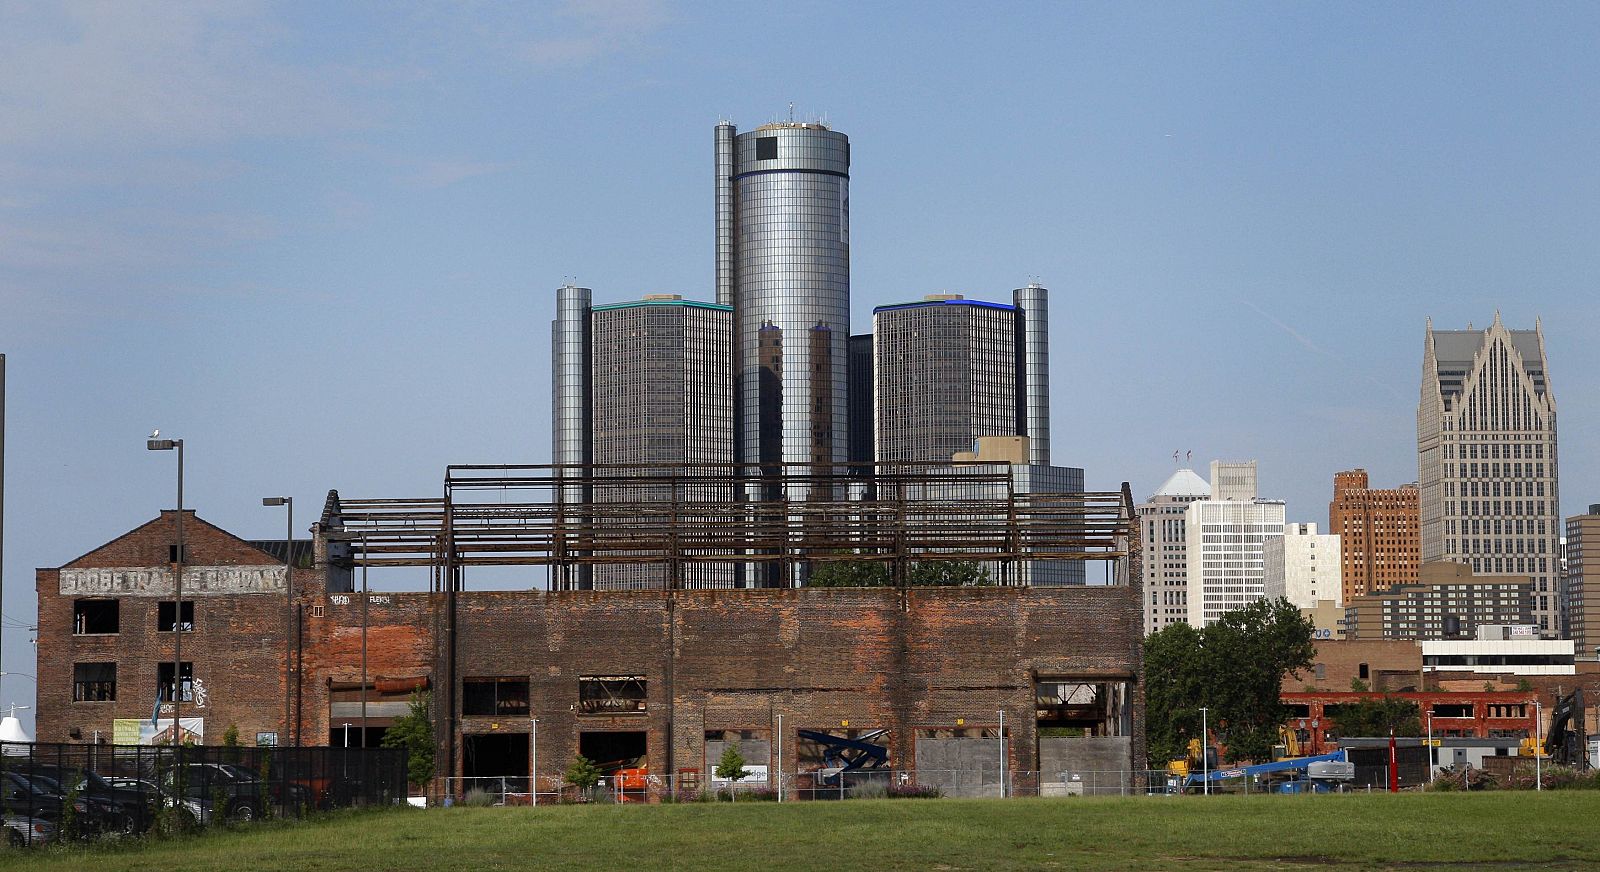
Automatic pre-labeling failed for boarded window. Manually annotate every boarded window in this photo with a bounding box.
[578,676,647,714]
[462,677,529,716]
[73,600,119,634]
[73,663,116,701]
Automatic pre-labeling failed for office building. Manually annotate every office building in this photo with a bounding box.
[1264,522,1341,610]
[1418,314,1560,635]
[716,121,851,489]
[1564,506,1600,654]
[912,436,1084,585]
[1329,469,1420,604]
[551,292,735,589]
[1185,461,1286,626]
[1343,561,1533,641]
[871,290,1050,465]
[1138,467,1210,634]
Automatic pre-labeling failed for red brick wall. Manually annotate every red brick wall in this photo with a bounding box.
[37,511,292,745]
[39,514,1146,783]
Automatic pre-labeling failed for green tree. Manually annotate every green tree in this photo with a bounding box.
[565,754,602,792]
[906,561,993,586]
[1350,677,1370,692]
[1142,598,1316,764]
[381,691,436,788]
[1329,696,1422,738]
[1143,621,1207,765]
[714,744,750,783]
[807,560,892,587]
[222,724,241,747]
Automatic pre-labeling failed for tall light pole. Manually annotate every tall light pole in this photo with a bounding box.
[1427,713,1435,783]
[360,532,369,748]
[1199,707,1210,796]
[1535,698,1543,792]
[148,435,184,746]
[263,497,293,747]
[1,354,7,698]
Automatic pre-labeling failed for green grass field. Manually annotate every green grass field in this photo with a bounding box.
[3,793,1594,871]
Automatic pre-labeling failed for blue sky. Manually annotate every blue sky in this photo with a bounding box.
[3,2,1599,725]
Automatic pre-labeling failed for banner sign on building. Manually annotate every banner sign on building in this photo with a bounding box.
[112,717,204,745]
[61,565,286,597]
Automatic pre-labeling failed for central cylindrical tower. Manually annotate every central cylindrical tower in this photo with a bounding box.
[729,122,851,489]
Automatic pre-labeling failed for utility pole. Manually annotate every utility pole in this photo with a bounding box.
[1,354,6,693]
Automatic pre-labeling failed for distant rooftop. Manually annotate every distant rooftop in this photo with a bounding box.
[592,295,731,312]
[874,295,1016,313]
[753,121,830,132]
[1150,468,1211,500]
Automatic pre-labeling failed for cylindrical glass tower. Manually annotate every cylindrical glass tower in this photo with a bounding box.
[1013,283,1051,466]
[726,122,851,489]
[551,284,592,589]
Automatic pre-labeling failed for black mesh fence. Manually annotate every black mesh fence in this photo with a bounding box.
[0,741,406,846]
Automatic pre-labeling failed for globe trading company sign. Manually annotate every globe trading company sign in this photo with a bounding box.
[59,565,287,597]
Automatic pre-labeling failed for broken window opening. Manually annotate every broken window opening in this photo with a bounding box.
[73,599,120,634]
[578,676,647,715]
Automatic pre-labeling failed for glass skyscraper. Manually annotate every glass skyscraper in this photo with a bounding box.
[716,121,850,491]
[870,288,1052,466]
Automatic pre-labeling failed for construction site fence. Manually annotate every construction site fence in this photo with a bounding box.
[0,741,407,847]
[435,770,1199,806]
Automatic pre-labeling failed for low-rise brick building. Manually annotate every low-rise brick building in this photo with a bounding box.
[1282,690,1538,756]
[37,504,1146,794]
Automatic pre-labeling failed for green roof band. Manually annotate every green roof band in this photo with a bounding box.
[591,299,732,312]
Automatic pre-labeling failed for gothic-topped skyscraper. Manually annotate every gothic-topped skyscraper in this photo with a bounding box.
[1418,314,1561,635]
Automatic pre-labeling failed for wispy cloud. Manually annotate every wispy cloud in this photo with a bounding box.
[402,159,517,190]
[518,0,670,68]
[0,1,360,148]
[1239,297,1325,355]
[1239,296,1405,400]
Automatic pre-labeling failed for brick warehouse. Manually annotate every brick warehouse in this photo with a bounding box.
[36,468,1145,795]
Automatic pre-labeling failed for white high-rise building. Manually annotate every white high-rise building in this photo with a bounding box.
[1185,462,1286,626]
[1419,314,1560,634]
[1138,467,1211,634]
[1264,522,1342,610]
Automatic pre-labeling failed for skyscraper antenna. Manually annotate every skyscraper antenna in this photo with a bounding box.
[789,102,794,122]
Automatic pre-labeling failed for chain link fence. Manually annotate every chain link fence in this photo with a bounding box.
[434,769,1185,806]
[0,741,406,847]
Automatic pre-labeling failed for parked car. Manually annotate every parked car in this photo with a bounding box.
[164,763,307,821]
[2,772,65,821]
[10,771,124,836]
[101,777,212,826]
[2,813,56,848]
[26,764,146,834]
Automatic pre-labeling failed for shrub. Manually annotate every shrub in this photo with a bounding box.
[383,692,437,789]
[565,755,602,792]
[887,783,942,799]
[462,788,496,807]
[851,783,888,800]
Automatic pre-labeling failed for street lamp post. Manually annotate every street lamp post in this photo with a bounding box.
[1427,713,1435,782]
[148,436,184,746]
[361,533,369,748]
[1535,698,1543,792]
[1199,707,1210,796]
[263,497,293,747]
